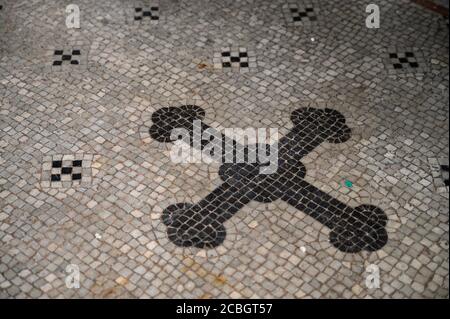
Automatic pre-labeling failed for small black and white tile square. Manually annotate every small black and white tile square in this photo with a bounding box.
[52,49,82,66]
[126,1,160,25]
[41,154,93,188]
[282,0,321,27]
[429,157,449,193]
[45,43,89,72]
[383,47,428,75]
[213,46,257,73]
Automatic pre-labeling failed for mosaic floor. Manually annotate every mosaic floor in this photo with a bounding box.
[0,0,448,299]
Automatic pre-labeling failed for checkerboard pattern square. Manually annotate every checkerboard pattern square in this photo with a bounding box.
[52,49,81,66]
[41,154,93,188]
[282,1,320,26]
[46,44,89,72]
[127,1,160,25]
[290,5,317,22]
[213,47,257,72]
[389,52,419,69]
[134,6,159,21]
[384,47,428,75]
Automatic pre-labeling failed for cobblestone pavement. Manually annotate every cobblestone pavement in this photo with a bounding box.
[0,0,448,298]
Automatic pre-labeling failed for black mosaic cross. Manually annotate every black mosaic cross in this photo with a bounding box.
[221,49,249,68]
[51,159,83,182]
[290,6,317,22]
[150,106,388,253]
[53,49,81,66]
[134,7,159,21]
[388,52,419,69]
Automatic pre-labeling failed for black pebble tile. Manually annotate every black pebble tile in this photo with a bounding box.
[61,167,72,174]
[52,160,62,168]
[72,160,82,167]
